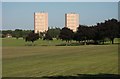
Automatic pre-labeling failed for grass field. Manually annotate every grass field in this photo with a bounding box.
[2,38,66,46]
[2,38,120,46]
[2,38,119,77]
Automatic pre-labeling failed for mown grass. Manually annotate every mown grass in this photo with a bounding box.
[1,38,120,47]
[2,45,118,77]
[1,38,119,77]
[2,38,66,46]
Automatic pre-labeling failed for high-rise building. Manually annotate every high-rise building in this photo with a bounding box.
[65,13,79,32]
[34,12,48,33]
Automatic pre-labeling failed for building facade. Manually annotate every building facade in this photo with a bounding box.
[65,13,79,32]
[34,12,48,33]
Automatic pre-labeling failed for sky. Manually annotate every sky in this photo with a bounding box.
[1,0,119,2]
[2,2,118,30]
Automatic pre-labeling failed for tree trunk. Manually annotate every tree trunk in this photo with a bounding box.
[84,40,86,45]
[84,37,86,45]
[111,38,114,44]
[68,40,69,43]
[16,37,18,39]
[102,40,104,44]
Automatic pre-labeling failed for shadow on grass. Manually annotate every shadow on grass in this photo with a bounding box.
[2,74,120,79]
[56,43,81,46]
[56,42,119,46]
[42,74,120,79]
[25,43,38,46]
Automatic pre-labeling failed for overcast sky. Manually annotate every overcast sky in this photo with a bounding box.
[2,2,118,30]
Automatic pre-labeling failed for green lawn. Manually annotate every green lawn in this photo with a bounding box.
[2,38,66,46]
[1,38,120,47]
[2,38,119,77]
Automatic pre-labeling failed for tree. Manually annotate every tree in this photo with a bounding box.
[118,21,120,38]
[47,27,61,39]
[73,32,80,42]
[93,23,106,44]
[43,32,53,40]
[59,27,74,42]
[2,34,6,38]
[104,19,119,44]
[22,30,32,39]
[92,19,119,44]
[14,29,22,39]
[25,32,39,43]
[75,25,92,45]
[2,30,33,39]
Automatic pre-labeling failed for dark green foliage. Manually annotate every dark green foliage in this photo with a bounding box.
[74,25,95,44]
[118,21,120,38]
[2,34,6,38]
[39,32,46,39]
[14,29,22,39]
[25,32,39,43]
[76,25,89,41]
[2,30,13,35]
[1,19,119,44]
[2,29,32,38]
[59,27,74,42]
[47,27,61,39]
[43,32,53,40]
[93,19,119,44]
[74,18,119,44]
[104,19,119,44]
[37,27,61,40]
[93,24,106,44]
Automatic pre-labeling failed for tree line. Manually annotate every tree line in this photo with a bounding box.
[60,18,120,44]
[1,29,32,39]
[1,27,61,39]
[1,28,61,42]
[1,18,120,44]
